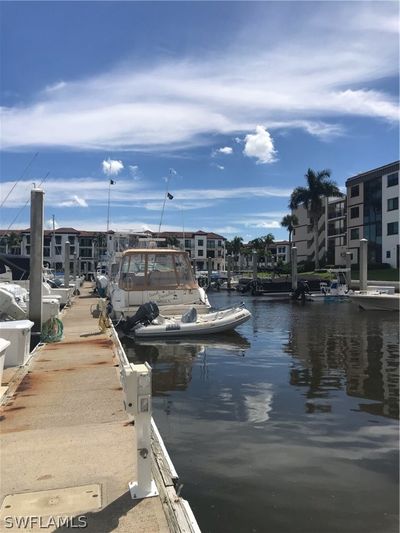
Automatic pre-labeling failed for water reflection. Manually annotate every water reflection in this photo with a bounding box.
[123,331,251,394]
[285,308,399,419]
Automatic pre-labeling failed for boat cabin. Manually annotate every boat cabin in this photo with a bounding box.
[118,249,198,291]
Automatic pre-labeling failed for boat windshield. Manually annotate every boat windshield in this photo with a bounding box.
[119,251,197,290]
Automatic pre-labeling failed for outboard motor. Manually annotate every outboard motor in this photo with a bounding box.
[291,280,311,302]
[121,301,159,334]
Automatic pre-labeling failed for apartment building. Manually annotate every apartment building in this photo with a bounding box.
[156,231,226,271]
[269,241,291,264]
[292,196,347,266]
[0,228,227,275]
[346,161,399,268]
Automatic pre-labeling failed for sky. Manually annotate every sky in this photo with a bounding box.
[0,1,399,242]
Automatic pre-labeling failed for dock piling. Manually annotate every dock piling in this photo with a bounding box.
[227,254,232,290]
[345,251,352,287]
[252,251,258,280]
[359,239,368,291]
[29,188,44,333]
[291,246,298,290]
[207,257,212,286]
[64,241,70,288]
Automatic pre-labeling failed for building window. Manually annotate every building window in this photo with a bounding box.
[218,240,222,246]
[55,235,62,244]
[198,250,203,256]
[350,206,359,219]
[387,173,398,187]
[350,184,359,197]
[387,197,398,211]
[387,222,398,236]
[197,239,204,246]
[386,250,391,259]
[350,228,359,240]
[184,239,191,248]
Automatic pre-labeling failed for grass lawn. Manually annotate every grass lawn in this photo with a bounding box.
[350,269,399,282]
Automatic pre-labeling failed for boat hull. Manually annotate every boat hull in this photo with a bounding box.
[133,306,251,338]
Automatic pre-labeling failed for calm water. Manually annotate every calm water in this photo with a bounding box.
[122,293,399,533]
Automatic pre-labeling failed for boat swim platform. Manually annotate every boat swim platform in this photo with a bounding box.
[0,283,199,532]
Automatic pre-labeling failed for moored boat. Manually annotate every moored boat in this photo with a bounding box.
[109,246,210,319]
[120,301,251,338]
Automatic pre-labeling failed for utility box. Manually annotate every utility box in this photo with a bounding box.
[0,320,34,368]
[120,361,158,500]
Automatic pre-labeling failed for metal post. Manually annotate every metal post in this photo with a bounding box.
[227,254,232,290]
[29,188,44,333]
[359,238,368,292]
[120,362,158,500]
[73,253,77,281]
[345,251,352,288]
[252,250,258,280]
[64,241,70,288]
[207,257,212,286]
[291,246,298,290]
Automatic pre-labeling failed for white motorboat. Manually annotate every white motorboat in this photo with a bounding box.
[109,247,210,319]
[120,302,251,338]
[309,269,351,301]
[349,291,400,311]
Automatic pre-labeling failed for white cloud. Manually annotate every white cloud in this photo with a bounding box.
[129,165,141,180]
[216,165,224,171]
[102,158,124,176]
[59,195,88,208]
[243,126,277,164]
[0,177,292,210]
[1,2,397,151]
[45,218,60,230]
[217,146,233,155]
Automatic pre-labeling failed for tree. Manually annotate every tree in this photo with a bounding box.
[165,235,180,248]
[280,214,298,244]
[6,232,22,255]
[289,168,343,269]
[262,233,275,266]
[226,236,244,267]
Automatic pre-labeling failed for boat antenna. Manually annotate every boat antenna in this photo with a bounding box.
[1,152,39,208]
[158,168,174,234]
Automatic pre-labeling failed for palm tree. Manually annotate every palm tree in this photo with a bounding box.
[226,236,243,267]
[262,233,275,267]
[280,214,298,245]
[6,232,22,255]
[289,168,343,269]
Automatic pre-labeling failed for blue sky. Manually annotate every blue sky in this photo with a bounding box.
[1,1,399,241]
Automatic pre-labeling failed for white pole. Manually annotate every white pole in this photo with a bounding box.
[291,246,298,290]
[64,241,70,288]
[359,238,368,291]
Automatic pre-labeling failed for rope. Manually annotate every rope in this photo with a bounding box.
[40,317,64,343]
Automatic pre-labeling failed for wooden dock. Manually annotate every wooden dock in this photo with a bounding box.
[0,284,198,532]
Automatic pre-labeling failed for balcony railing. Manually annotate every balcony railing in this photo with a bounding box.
[328,209,345,220]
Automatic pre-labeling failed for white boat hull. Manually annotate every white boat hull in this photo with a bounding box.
[350,293,400,311]
[133,306,251,338]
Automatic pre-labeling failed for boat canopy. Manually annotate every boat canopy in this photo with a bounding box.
[118,249,198,291]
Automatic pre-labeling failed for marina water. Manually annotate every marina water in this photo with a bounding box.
[121,293,399,533]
